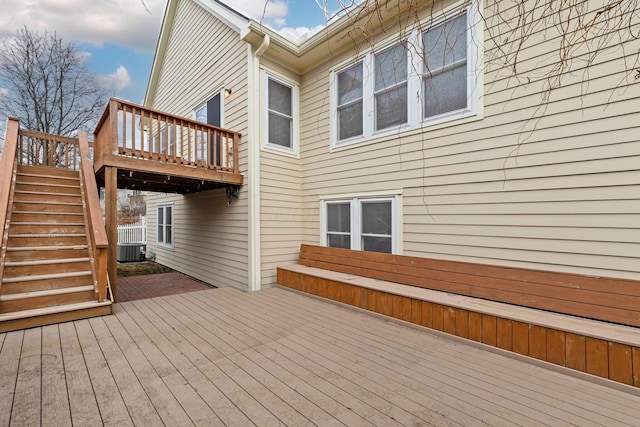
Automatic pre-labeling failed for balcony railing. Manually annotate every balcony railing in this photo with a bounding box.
[94,98,240,175]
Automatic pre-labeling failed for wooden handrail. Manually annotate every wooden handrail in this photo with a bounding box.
[93,98,241,173]
[78,131,109,302]
[0,118,20,293]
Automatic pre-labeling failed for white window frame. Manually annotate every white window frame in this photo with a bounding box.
[321,195,400,254]
[330,4,480,149]
[156,204,173,248]
[262,71,299,156]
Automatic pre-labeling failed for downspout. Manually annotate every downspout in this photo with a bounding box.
[247,34,270,291]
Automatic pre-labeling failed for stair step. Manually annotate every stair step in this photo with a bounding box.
[14,190,81,197]
[13,201,83,213]
[12,192,81,203]
[12,210,83,216]
[14,185,81,195]
[8,224,86,234]
[17,165,80,178]
[16,173,80,187]
[15,181,80,190]
[1,275,94,293]
[9,233,86,238]
[10,212,85,224]
[8,235,88,247]
[0,301,112,333]
[7,245,89,251]
[0,300,111,322]
[10,222,85,226]
[3,257,92,279]
[4,257,90,267]
[0,285,95,302]
[17,172,80,181]
[2,270,91,284]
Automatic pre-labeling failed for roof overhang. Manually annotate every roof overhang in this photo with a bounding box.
[146,0,431,99]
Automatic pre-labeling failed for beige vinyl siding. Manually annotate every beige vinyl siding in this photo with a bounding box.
[297,2,640,280]
[258,58,304,287]
[145,0,250,290]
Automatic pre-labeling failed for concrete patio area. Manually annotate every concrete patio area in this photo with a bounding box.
[1,286,639,426]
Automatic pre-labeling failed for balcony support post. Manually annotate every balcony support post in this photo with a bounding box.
[105,166,118,301]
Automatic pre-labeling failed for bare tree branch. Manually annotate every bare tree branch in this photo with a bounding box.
[0,27,108,137]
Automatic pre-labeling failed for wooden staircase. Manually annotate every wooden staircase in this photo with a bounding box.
[0,165,112,332]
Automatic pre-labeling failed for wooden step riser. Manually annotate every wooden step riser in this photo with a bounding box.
[12,202,84,213]
[1,275,93,293]
[14,184,80,195]
[17,165,80,178]
[9,224,86,234]
[0,304,112,333]
[0,290,96,314]
[7,236,88,247]
[3,261,92,279]
[13,193,81,204]
[16,175,80,186]
[9,213,85,224]
[5,248,91,262]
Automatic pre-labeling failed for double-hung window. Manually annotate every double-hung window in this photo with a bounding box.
[264,73,298,154]
[157,204,173,247]
[337,63,364,140]
[333,7,476,147]
[422,12,468,118]
[323,196,398,254]
[374,44,408,131]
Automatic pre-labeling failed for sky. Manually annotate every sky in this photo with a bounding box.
[0,0,351,110]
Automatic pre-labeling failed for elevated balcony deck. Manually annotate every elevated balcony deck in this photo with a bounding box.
[93,99,243,194]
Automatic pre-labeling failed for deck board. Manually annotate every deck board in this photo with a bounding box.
[74,320,133,426]
[213,289,559,426]
[1,287,640,426]
[0,331,22,427]
[147,296,284,427]
[11,328,41,427]
[270,288,640,424]
[58,322,102,426]
[41,325,72,427]
[87,316,163,426]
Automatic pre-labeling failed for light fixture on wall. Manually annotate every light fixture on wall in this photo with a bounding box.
[224,88,232,98]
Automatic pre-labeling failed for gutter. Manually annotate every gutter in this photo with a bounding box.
[247,34,270,291]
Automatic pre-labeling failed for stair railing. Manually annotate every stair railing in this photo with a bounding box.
[0,118,20,293]
[78,131,109,302]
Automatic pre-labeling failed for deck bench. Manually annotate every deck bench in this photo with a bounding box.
[277,244,640,389]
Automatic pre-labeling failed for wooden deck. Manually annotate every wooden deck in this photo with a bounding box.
[1,287,639,426]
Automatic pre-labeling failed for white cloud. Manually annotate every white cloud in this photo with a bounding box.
[99,66,132,91]
[224,0,327,42]
[0,0,165,53]
[225,0,289,28]
[0,87,8,97]
[278,25,326,42]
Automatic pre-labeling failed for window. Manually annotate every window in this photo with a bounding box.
[337,62,363,140]
[332,8,477,147]
[157,204,173,247]
[323,196,398,254]
[374,44,408,131]
[264,73,298,154]
[423,12,467,118]
[194,93,222,165]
